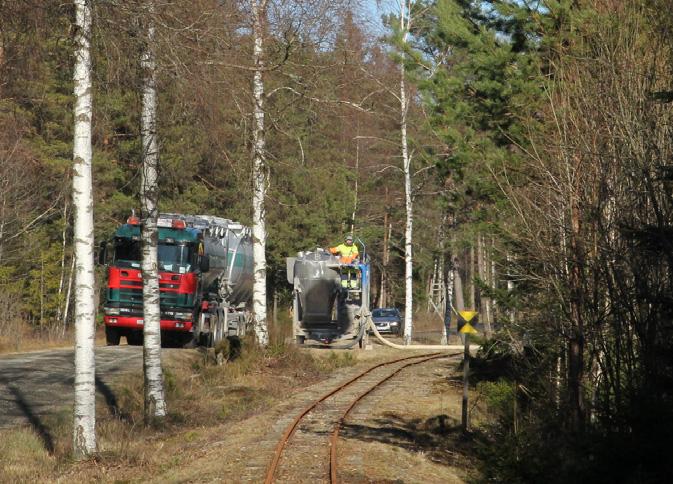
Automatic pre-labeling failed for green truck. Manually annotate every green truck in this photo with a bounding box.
[101,213,253,347]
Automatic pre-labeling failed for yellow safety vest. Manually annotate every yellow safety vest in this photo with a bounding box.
[330,243,359,263]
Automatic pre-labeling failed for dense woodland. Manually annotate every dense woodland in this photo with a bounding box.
[2,0,673,480]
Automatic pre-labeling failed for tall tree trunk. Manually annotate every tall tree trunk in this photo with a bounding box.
[350,133,359,233]
[568,191,585,431]
[140,2,166,422]
[490,238,497,326]
[453,255,465,312]
[453,251,466,343]
[399,1,414,345]
[507,253,515,324]
[40,254,44,328]
[469,245,476,309]
[57,200,69,324]
[477,234,492,338]
[0,195,5,264]
[251,0,269,346]
[380,210,389,308]
[71,0,96,458]
[442,251,453,345]
[62,255,75,336]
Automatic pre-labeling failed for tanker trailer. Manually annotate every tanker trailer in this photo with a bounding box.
[101,213,253,347]
[286,248,370,346]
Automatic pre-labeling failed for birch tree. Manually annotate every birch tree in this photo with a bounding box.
[71,0,96,458]
[251,0,269,347]
[140,1,166,421]
[397,0,414,346]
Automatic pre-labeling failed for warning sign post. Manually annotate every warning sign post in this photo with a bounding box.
[458,310,478,433]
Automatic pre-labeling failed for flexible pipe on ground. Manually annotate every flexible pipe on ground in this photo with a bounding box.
[366,317,480,352]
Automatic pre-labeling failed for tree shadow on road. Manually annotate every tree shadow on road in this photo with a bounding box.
[340,412,479,468]
[0,377,55,453]
[95,376,133,424]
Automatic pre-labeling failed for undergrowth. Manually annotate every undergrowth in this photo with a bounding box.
[0,318,358,481]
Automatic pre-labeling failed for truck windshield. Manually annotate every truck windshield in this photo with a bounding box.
[113,239,194,273]
[113,239,141,268]
[158,244,193,273]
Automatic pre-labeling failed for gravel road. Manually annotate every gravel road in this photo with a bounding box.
[0,346,144,429]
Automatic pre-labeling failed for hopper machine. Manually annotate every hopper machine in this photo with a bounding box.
[286,247,370,347]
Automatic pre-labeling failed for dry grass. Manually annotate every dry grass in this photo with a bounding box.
[0,325,107,355]
[0,316,359,482]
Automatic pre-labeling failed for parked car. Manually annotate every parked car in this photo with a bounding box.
[371,307,402,335]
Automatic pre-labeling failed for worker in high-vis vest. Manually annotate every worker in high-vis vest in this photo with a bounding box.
[330,235,360,288]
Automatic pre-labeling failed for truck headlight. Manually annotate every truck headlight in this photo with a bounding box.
[104,307,120,316]
[175,312,193,321]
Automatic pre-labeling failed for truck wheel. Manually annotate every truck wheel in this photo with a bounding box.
[127,330,143,346]
[296,335,305,345]
[212,309,225,346]
[105,326,121,346]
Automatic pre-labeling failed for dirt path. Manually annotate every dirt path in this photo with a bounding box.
[1,340,479,482]
[338,353,473,483]
[158,347,476,483]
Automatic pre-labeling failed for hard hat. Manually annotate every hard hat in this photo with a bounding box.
[345,234,353,241]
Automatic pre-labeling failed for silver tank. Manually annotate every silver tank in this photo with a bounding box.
[164,213,253,308]
[198,215,253,308]
[286,249,355,341]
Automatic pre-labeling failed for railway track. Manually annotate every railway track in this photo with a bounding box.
[264,351,461,483]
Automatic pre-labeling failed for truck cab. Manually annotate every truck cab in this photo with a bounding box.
[102,215,205,346]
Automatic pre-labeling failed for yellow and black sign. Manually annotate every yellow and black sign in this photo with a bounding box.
[457,310,479,334]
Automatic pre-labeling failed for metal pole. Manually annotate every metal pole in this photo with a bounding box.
[462,333,470,433]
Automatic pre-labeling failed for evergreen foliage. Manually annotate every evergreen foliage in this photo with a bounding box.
[2,0,673,478]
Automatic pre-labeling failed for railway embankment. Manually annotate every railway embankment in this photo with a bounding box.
[1,333,482,482]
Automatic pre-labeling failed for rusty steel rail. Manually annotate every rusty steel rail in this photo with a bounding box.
[263,352,459,484]
[329,352,459,483]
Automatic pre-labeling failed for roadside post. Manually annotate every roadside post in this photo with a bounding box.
[458,310,478,433]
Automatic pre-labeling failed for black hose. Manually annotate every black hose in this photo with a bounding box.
[320,309,368,350]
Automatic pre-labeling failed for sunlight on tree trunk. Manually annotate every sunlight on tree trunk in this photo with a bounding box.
[399,0,414,346]
[251,0,269,347]
[71,0,96,459]
[140,0,166,422]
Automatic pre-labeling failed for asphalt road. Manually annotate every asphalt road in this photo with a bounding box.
[0,345,143,430]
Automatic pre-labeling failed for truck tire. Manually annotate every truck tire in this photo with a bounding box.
[105,326,121,346]
[296,335,305,345]
[216,308,226,344]
[127,330,143,346]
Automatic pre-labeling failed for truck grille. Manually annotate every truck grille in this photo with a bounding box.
[109,287,192,308]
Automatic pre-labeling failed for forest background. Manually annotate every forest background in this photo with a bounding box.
[1,0,673,481]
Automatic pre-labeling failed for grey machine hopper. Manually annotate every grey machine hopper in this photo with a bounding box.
[286,248,363,344]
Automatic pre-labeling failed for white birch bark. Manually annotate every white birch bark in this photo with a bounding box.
[477,234,493,338]
[507,253,515,324]
[442,260,454,345]
[140,2,166,421]
[71,0,96,458]
[351,135,359,233]
[469,244,476,308]
[57,201,68,323]
[251,0,269,346]
[62,255,75,336]
[0,195,6,264]
[399,1,414,345]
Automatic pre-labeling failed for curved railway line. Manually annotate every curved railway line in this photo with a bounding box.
[264,351,462,483]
